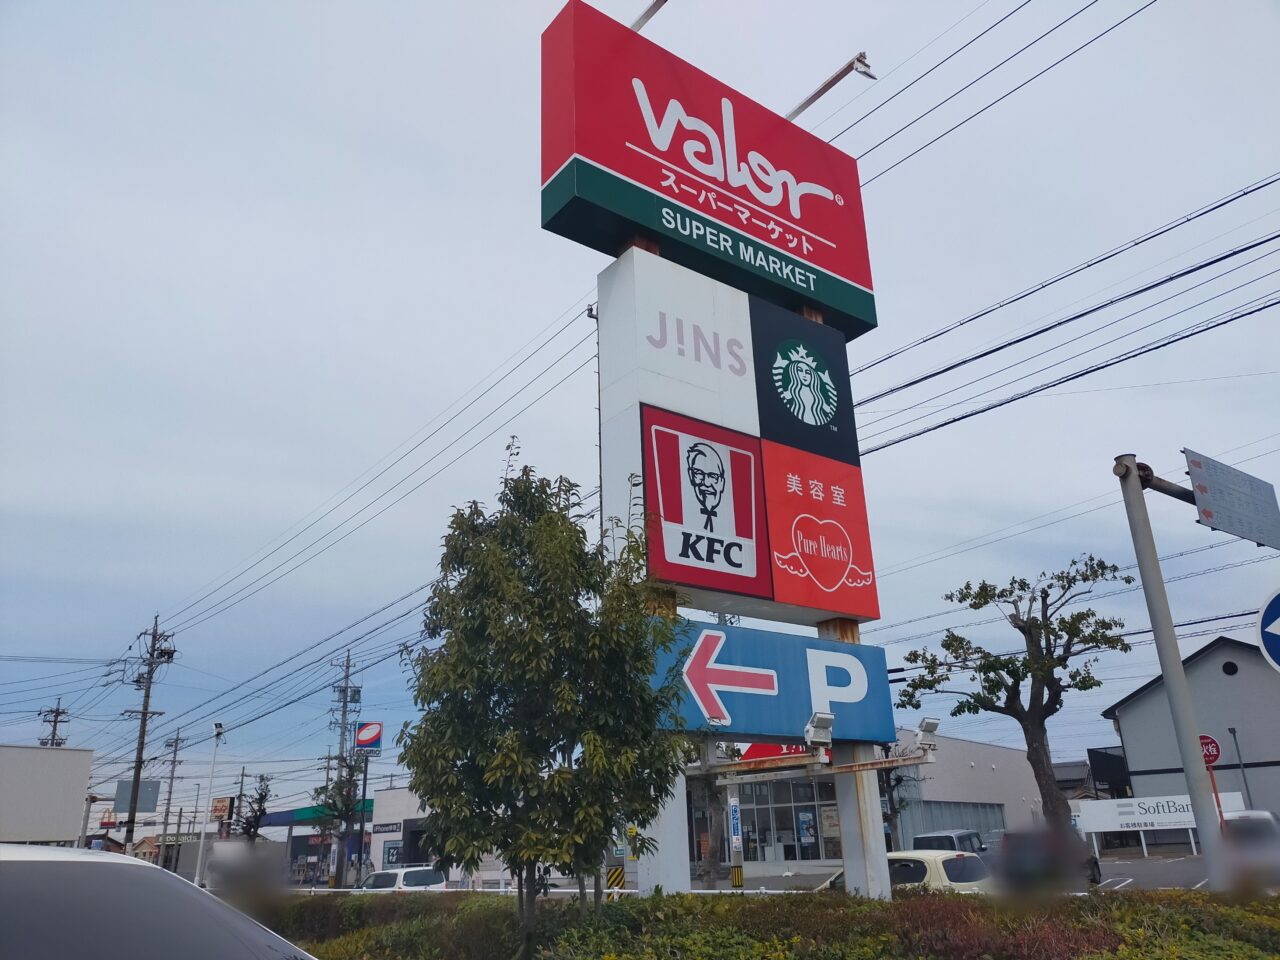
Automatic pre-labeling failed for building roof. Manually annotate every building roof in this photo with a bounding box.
[1100,636,1263,720]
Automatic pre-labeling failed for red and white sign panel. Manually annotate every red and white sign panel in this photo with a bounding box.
[1200,734,1221,767]
[643,405,771,599]
[761,442,879,620]
[542,0,876,341]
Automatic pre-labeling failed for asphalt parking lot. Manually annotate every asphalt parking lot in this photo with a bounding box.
[1098,852,1209,891]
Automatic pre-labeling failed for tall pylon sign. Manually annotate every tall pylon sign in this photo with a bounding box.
[541,0,892,897]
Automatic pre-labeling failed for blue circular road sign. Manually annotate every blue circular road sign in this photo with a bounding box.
[1259,587,1280,674]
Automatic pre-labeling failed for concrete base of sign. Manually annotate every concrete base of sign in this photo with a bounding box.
[833,741,890,899]
[635,770,691,894]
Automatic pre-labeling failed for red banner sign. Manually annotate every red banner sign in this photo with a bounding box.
[542,0,876,341]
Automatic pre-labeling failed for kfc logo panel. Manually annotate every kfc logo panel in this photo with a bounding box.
[642,405,772,598]
[761,441,879,620]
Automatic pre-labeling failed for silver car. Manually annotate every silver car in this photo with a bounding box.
[0,843,315,959]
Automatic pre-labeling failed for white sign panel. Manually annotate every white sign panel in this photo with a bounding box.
[1077,793,1243,834]
[1184,449,1280,549]
[598,247,758,435]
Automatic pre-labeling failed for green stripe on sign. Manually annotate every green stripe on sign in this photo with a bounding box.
[541,157,877,342]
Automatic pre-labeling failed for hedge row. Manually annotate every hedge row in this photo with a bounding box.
[241,889,1280,960]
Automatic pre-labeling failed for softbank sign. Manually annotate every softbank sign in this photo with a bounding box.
[542,0,877,342]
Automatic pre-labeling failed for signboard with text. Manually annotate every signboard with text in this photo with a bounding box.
[209,796,234,823]
[599,247,878,625]
[542,0,875,341]
[1200,734,1221,767]
[1077,793,1243,833]
[657,621,894,742]
[1185,449,1280,549]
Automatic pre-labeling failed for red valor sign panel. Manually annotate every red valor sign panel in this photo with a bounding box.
[542,0,876,341]
[761,441,879,620]
[643,405,771,599]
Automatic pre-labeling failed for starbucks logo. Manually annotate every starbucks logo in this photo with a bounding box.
[771,340,838,426]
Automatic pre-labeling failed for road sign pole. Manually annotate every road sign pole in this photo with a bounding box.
[1207,766,1224,827]
[1114,454,1227,890]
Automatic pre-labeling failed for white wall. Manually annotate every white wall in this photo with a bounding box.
[0,744,93,842]
[893,728,1044,829]
[1115,640,1280,813]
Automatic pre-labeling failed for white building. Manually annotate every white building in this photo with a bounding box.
[0,744,93,844]
[368,728,1044,886]
[1102,637,1278,815]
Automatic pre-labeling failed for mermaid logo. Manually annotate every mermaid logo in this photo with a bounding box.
[771,340,838,426]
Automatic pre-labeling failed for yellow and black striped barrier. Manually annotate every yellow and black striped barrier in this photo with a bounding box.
[606,866,625,900]
[730,864,744,889]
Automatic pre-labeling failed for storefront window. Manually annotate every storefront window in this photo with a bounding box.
[792,782,815,803]
[795,806,820,860]
[771,781,793,804]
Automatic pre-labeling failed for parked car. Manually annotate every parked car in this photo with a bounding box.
[353,866,448,893]
[911,829,987,854]
[1221,810,1280,887]
[0,843,316,960]
[888,850,993,893]
[818,850,992,894]
[997,827,1101,890]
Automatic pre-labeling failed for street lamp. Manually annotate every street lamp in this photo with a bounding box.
[194,722,224,888]
[1227,726,1255,809]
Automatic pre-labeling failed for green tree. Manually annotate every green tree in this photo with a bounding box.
[398,461,688,951]
[311,761,362,887]
[896,555,1132,829]
[235,774,272,844]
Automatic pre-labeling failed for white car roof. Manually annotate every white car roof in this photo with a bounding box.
[0,843,155,867]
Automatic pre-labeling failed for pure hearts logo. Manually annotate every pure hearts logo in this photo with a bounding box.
[773,514,873,592]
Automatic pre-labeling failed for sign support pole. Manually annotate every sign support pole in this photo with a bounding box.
[821,616,890,900]
[801,302,890,900]
[1113,454,1227,889]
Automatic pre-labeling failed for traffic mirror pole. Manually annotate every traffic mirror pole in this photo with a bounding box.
[1114,454,1227,890]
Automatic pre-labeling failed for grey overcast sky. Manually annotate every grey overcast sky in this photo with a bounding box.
[2,0,1278,812]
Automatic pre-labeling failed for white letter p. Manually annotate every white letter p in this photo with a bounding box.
[806,649,868,715]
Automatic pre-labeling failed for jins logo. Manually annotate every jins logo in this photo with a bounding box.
[633,78,836,219]
[646,312,748,376]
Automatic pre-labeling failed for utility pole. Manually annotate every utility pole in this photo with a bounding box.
[159,730,184,870]
[327,651,359,887]
[38,697,69,747]
[1114,454,1227,890]
[122,615,175,850]
[235,765,247,839]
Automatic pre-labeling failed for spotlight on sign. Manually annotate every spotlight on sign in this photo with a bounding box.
[804,711,836,747]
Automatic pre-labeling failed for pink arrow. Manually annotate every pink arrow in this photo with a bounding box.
[1189,459,1203,469]
[682,630,778,725]
[1202,509,1215,520]
[1195,483,1209,494]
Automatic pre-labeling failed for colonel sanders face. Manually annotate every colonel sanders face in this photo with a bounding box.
[686,443,725,531]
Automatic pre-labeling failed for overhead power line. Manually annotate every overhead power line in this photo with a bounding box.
[824,0,1036,143]
[162,310,590,631]
[858,258,1280,439]
[862,295,1279,454]
[863,0,1161,185]
[856,229,1280,406]
[850,171,1280,377]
